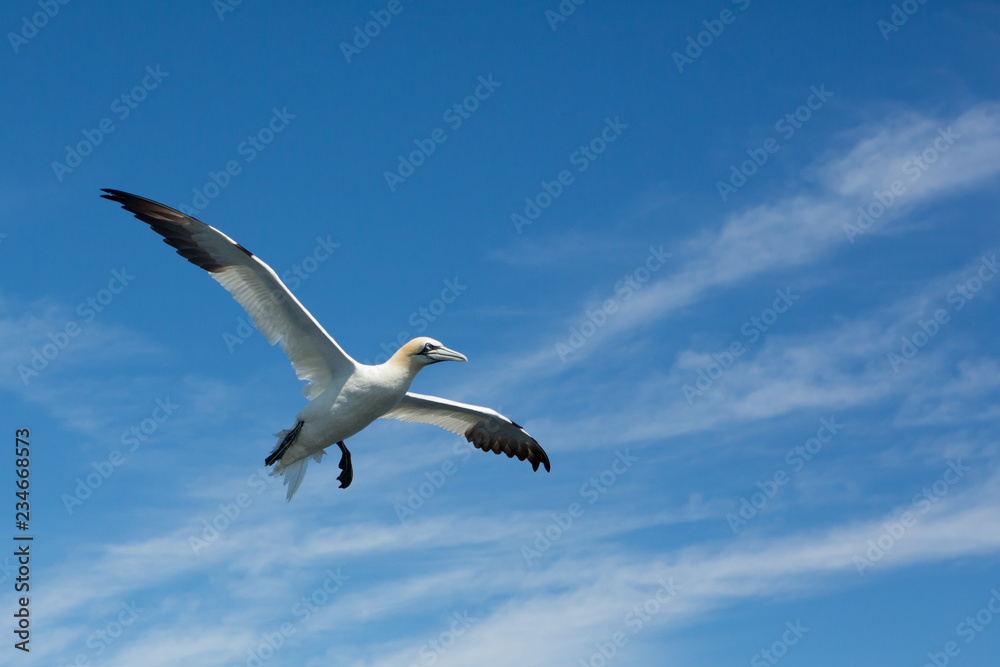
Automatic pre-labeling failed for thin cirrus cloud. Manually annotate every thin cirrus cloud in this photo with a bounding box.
[274,471,1000,667]
[502,103,1000,379]
[436,103,1000,462]
[513,249,1000,456]
[32,463,1000,667]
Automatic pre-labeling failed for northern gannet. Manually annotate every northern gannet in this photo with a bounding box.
[101,189,550,500]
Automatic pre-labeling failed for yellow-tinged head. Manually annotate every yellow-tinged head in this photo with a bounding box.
[390,337,468,371]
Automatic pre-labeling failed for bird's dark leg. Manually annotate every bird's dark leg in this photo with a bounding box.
[336,441,353,489]
[265,420,304,466]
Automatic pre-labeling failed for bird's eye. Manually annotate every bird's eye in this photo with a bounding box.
[423,343,435,352]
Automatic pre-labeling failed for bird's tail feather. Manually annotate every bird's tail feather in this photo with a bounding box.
[267,423,324,501]
[268,424,310,501]
[273,457,309,501]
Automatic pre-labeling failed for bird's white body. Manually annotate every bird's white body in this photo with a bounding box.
[280,361,413,467]
[102,188,550,500]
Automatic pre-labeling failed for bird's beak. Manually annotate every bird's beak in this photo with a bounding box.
[427,346,468,363]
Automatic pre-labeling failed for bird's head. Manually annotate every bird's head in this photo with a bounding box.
[394,337,468,370]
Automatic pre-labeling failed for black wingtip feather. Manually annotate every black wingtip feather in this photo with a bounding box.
[464,423,551,473]
[100,188,248,273]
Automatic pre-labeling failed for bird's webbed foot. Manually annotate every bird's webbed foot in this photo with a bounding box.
[336,441,353,489]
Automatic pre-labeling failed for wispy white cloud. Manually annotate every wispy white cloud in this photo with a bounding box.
[819,104,1000,201]
[41,466,1000,667]
[521,250,1000,457]
[0,298,162,392]
[486,103,1000,385]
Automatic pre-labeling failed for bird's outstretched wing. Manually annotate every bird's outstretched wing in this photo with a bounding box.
[102,189,356,398]
[381,392,550,472]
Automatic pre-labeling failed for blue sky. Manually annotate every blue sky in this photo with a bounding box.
[2,0,1000,665]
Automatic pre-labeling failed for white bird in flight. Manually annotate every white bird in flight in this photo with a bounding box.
[102,189,550,500]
